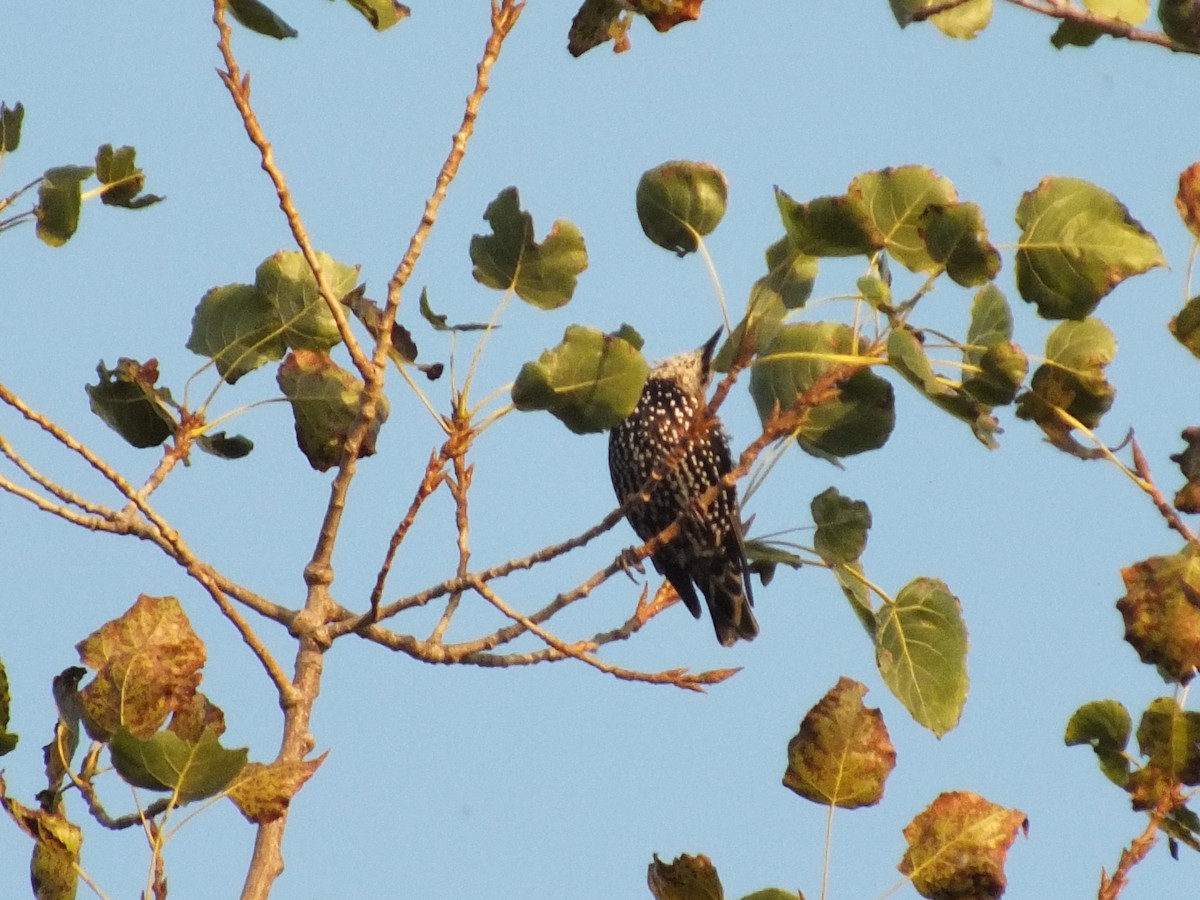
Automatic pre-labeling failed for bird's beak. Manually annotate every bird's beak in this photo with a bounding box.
[700,327,723,370]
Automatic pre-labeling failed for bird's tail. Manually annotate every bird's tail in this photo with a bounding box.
[701,566,758,647]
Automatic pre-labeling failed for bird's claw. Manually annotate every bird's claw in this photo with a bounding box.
[617,547,646,583]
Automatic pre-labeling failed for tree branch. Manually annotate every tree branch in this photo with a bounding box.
[211,1,372,380]
[1004,0,1200,54]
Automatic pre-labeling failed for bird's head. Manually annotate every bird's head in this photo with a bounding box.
[648,328,723,400]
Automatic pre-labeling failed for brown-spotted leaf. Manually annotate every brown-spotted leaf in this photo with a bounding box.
[629,0,704,32]
[1116,549,1200,684]
[783,677,896,808]
[899,791,1027,900]
[1170,427,1200,514]
[0,779,83,900]
[227,752,328,824]
[567,0,632,56]
[76,595,205,741]
[647,852,723,900]
[1177,162,1200,238]
[168,692,227,743]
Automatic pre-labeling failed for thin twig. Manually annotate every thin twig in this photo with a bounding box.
[367,449,448,620]
[467,577,733,692]
[1131,438,1200,549]
[1097,793,1174,900]
[211,4,371,380]
[0,431,115,517]
[379,0,527,348]
[0,382,147,508]
[1003,0,1200,54]
[430,421,474,642]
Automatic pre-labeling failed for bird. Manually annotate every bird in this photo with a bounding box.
[608,328,759,646]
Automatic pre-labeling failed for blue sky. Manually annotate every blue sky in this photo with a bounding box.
[2,2,1199,898]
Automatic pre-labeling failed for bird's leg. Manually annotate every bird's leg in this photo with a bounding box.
[616,546,647,582]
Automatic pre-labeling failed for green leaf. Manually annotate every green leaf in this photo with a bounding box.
[1050,20,1104,47]
[758,237,818,310]
[1065,699,1132,787]
[187,283,287,384]
[257,250,359,351]
[196,431,254,459]
[961,286,1027,406]
[920,201,1001,286]
[1137,697,1200,785]
[0,659,16,756]
[887,328,1001,449]
[1083,0,1149,24]
[834,562,877,636]
[276,350,389,471]
[35,165,93,247]
[1169,295,1200,360]
[1161,0,1200,48]
[470,187,588,308]
[511,325,649,434]
[95,144,163,209]
[227,0,299,38]
[812,488,870,564]
[851,166,957,274]
[0,102,24,153]
[740,892,804,900]
[749,322,895,459]
[1016,318,1116,455]
[811,489,876,631]
[717,238,818,370]
[965,284,1013,350]
[963,341,1027,407]
[418,288,490,333]
[1015,176,1165,319]
[85,358,176,449]
[875,578,969,737]
[890,0,993,37]
[344,0,410,31]
[1044,317,1117,389]
[782,677,896,808]
[931,0,992,38]
[110,727,248,803]
[858,274,893,310]
[636,161,728,256]
[775,187,882,258]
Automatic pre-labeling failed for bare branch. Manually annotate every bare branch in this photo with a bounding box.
[367,449,448,620]
[1131,438,1200,550]
[430,427,474,642]
[211,2,372,380]
[468,577,735,692]
[1004,0,1200,54]
[1097,792,1175,900]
